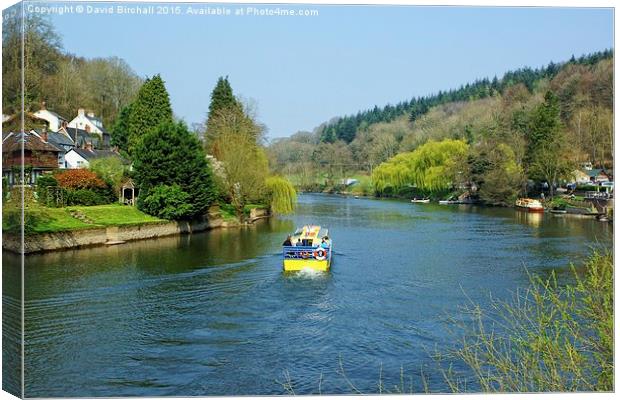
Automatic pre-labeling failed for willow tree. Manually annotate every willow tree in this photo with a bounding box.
[265,176,297,214]
[372,139,469,194]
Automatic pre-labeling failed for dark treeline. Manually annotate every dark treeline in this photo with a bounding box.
[319,49,613,144]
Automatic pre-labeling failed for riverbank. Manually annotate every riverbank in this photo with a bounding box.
[2,204,270,254]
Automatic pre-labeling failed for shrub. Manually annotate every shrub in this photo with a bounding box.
[65,189,111,206]
[89,157,126,193]
[3,208,47,235]
[55,169,107,190]
[2,177,8,201]
[36,174,59,206]
[138,184,193,220]
[442,249,613,392]
[576,184,599,192]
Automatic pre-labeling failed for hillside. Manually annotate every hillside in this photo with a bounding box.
[267,50,613,201]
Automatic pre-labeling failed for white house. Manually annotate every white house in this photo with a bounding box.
[65,145,122,169]
[33,102,68,132]
[68,108,106,135]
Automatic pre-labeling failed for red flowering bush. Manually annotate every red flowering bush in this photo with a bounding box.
[54,169,107,190]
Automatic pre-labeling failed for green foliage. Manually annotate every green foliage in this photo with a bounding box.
[206,76,237,130]
[2,177,8,201]
[65,188,113,206]
[443,250,613,392]
[526,91,562,158]
[111,103,132,152]
[35,174,59,206]
[139,184,194,220]
[133,121,218,219]
[372,139,469,193]
[126,74,173,155]
[89,156,126,193]
[471,142,523,205]
[265,176,297,214]
[204,76,263,155]
[317,50,613,144]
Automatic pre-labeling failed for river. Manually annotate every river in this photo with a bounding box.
[3,194,612,396]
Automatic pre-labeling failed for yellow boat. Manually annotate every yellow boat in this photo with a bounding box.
[282,225,332,272]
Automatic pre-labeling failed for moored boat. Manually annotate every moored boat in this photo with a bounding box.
[515,198,545,213]
[282,225,332,272]
[411,198,430,203]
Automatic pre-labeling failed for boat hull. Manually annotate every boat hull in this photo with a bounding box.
[283,259,330,272]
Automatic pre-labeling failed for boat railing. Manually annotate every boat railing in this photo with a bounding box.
[282,245,330,260]
[585,191,611,200]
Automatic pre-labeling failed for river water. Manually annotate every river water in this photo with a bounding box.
[3,194,612,396]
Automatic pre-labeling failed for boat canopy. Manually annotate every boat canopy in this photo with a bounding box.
[290,225,328,247]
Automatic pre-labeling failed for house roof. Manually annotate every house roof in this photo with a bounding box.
[47,131,74,148]
[61,127,101,148]
[47,110,67,121]
[585,169,604,178]
[82,113,109,134]
[70,148,122,162]
[2,132,62,153]
[36,109,67,121]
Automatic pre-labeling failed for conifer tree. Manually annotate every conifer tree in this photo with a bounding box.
[204,76,258,153]
[111,103,132,153]
[133,121,218,219]
[126,74,173,155]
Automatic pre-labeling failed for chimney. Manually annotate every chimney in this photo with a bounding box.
[78,108,85,117]
[40,126,48,142]
[41,101,46,110]
[85,141,93,151]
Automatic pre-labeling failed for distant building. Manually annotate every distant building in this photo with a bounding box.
[585,169,611,184]
[571,169,591,185]
[65,145,123,169]
[58,126,102,149]
[340,178,359,186]
[67,108,110,147]
[33,102,68,132]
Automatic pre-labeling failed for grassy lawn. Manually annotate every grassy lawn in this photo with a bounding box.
[66,204,164,226]
[3,203,165,234]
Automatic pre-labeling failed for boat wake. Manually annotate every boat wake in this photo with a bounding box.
[295,268,328,279]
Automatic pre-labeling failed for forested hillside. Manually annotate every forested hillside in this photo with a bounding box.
[268,50,613,203]
[318,50,612,144]
[2,13,142,131]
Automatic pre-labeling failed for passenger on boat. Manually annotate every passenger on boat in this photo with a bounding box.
[320,237,330,249]
[282,236,292,246]
[295,238,303,246]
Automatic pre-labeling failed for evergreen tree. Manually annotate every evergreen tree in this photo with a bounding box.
[206,76,237,128]
[527,91,562,157]
[133,121,218,219]
[126,74,173,155]
[204,76,258,153]
[110,103,132,152]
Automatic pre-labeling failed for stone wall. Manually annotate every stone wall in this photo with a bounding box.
[3,219,222,254]
[2,206,268,254]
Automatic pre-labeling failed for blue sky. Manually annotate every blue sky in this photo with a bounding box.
[42,3,613,139]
